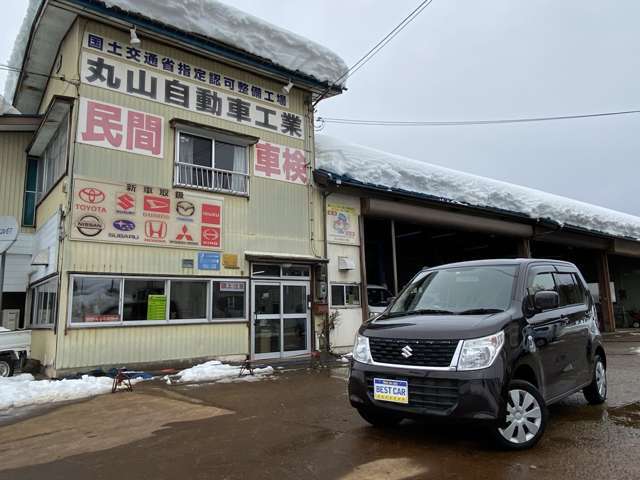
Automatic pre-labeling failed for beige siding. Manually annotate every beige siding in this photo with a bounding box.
[35,180,67,228]
[30,329,57,371]
[57,323,248,370]
[0,132,33,232]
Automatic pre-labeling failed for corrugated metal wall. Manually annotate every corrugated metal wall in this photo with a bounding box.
[0,132,33,230]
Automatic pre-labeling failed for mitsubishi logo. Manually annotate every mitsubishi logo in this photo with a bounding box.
[401,345,413,359]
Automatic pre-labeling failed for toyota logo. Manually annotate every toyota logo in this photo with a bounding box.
[401,345,413,359]
[79,188,106,204]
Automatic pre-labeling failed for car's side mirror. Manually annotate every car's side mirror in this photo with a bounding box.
[534,291,559,311]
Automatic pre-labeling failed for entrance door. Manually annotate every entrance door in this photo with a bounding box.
[252,281,310,359]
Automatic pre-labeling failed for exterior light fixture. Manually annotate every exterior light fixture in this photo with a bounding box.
[130,27,141,45]
[282,81,294,94]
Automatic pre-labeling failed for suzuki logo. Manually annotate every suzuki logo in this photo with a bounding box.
[401,345,413,359]
[117,193,135,211]
[145,220,167,239]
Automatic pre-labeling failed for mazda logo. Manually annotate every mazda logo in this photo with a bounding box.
[401,345,413,359]
[176,200,195,217]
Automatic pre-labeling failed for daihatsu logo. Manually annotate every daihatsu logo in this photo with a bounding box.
[401,345,413,359]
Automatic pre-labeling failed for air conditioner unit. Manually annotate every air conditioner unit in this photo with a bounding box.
[2,309,20,330]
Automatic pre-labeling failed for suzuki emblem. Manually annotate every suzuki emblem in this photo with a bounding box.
[401,345,413,359]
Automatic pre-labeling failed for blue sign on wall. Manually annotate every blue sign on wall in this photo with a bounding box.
[198,252,220,270]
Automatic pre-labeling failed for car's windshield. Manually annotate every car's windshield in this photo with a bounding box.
[387,265,518,316]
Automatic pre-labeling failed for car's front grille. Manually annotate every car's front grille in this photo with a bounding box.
[368,337,458,367]
[365,373,460,411]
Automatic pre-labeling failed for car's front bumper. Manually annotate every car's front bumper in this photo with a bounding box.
[348,358,506,421]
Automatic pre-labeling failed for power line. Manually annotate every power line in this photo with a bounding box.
[312,0,435,108]
[317,109,640,127]
[0,63,78,86]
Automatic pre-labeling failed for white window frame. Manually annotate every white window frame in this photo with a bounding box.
[330,283,361,308]
[38,113,69,201]
[29,276,59,329]
[251,263,311,279]
[68,274,248,327]
[174,128,250,196]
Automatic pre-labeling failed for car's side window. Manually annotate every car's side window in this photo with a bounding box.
[529,272,556,295]
[554,273,584,307]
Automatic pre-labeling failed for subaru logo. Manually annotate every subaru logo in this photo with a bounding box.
[113,219,136,231]
[401,345,413,359]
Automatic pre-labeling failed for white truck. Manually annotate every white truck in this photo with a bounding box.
[0,327,31,377]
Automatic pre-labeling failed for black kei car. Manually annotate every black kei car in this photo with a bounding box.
[349,259,607,449]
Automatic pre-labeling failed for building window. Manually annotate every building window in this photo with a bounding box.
[331,284,361,307]
[30,277,58,327]
[37,114,69,200]
[170,280,208,320]
[70,277,122,324]
[68,276,248,326]
[251,263,311,278]
[212,280,246,320]
[22,157,39,227]
[175,130,249,195]
[123,279,167,321]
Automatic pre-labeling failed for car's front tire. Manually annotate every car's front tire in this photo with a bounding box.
[357,407,403,427]
[583,355,607,405]
[491,380,548,450]
[0,357,14,377]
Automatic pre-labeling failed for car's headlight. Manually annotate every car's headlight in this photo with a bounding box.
[352,334,373,364]
[457,331,504,371]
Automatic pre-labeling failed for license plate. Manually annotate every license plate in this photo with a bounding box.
[373,378,408,404]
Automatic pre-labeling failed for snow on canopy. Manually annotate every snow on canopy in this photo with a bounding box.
[315,135,640,241]
[3,0,42,101]
[0,95,20,115]
[102,0,348,87]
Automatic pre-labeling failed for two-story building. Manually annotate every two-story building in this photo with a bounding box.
[3,0,347,376]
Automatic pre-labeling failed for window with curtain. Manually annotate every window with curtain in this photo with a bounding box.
[175,130,248,194]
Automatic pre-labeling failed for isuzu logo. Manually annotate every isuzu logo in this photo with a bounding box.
[401,345,413,359]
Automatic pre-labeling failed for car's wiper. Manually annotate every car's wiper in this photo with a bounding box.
[456,308,504,315]
[380,308,456,319]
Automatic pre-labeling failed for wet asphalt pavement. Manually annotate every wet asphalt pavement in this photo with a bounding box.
[1,334,640,480]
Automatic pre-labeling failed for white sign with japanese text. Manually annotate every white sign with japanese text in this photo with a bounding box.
[70,178,223,251]
[80,51,305,140]
[327,203,359,245]
[77,97,164,158]
[253,141,308,185]
[84,32,289,109]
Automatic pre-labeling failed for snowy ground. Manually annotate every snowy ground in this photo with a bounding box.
[168,360,274,384]
[0,374,116,411]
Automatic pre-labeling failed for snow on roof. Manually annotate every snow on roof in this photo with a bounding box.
[0,95,20,115]
[3,0,42,101]
[315,135,640,241]
[101,0,348,87]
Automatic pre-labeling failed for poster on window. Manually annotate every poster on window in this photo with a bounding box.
[70,177,223,250]
[327,203,359,245]
[77,97,164,158]
[253,141,308,185]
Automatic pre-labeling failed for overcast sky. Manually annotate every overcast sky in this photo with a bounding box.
[3,1,639,215]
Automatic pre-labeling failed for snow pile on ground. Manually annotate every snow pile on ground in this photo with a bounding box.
[0,95,20,115]
[172,360,274,384]
[0,374,114,410]
[102,0,348,86]
[3,0,42,100]
[316,135,640,241]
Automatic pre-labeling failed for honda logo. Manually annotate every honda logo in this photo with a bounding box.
[401,345,413,359]
[145,220,167,239]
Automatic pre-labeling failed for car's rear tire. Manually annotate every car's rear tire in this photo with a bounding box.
[583,355,607,405]
[357,407,403,427]
[0,357,14,378]
[491,380,547,450]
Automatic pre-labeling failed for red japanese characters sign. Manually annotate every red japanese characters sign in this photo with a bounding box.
[77,97,164,158]
[253,141,308,185]
[71,178,223,251]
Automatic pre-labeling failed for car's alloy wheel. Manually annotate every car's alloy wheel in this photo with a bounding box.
[583,355,607,405]
[595,361,606,398]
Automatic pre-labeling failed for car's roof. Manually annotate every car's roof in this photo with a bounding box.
[422,258,577,271]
